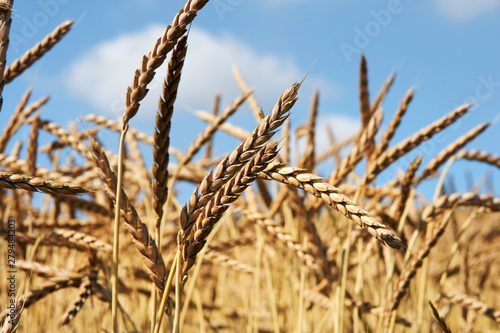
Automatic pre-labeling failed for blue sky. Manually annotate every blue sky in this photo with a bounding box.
[3,0,500,199]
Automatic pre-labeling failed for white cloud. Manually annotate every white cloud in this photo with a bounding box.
[436,0,500,21]
[64,25,339,120]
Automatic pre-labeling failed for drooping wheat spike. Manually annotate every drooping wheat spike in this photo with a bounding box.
[298,91,318,171]
[443,291,500,323]
[456,149,500,169]
[205,93,221,158]
[374,87,414,159]
[152,35,187,226]
[122,0,209,125]
[179,82,300,241]
[178,89,253,169]
[195,109,249,140]
[365,103,471,184]
[0,171,88,195]
[261,161,405,249]
[0,95,49,154]
[393,155,422,220]
[422,192,500,221]
[0,1,13,112]
[328,108,383,186]
[370,72,396,113]
[387,210,453,315]
[4,20,73,83]
[61,270,97,326]
[88,137,168,295]
[418,123,490,182]
[232,65,265,121]
[180,141,280,278]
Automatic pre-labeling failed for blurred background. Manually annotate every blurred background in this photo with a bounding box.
[3,0,499,199]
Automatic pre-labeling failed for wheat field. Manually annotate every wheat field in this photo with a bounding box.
[0,1,499,332]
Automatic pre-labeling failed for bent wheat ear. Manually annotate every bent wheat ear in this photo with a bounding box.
[0,171,88,195]
[261,162,405,250]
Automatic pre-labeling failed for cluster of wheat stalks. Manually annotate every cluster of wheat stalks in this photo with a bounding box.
[0,1,499,332]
